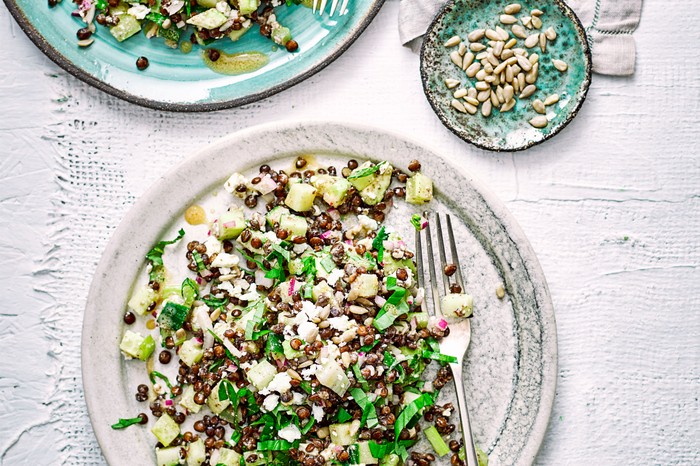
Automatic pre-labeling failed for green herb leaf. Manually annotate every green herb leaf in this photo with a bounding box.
[373,277,408,331]
[422,350,458,364]
[319,254,335,273]
[110,416,143,429]
[157,301,191,331]
[148,371,174,396]
[301,255,317,277]
[347,161,384,180]
[181,278,199,306]
[372,226,389,264]
[145,11,167,24]
[244,300,265,341]
[300,417,316,435]
[265,333,283,358]
[146,229,185,266]
[192,250,206,272]
[257,440,296,451]
[350,388,379,428]
[410,214,425,231]
[394,392,435,437]
[337,407,353,423]
[352,362,369,391]
[203,295,228,308]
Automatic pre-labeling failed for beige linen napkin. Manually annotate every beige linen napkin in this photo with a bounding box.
[399,0,643,76]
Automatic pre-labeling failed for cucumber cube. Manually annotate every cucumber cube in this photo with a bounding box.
[312,281,333,302]
[328,421,358,446]
[138,335,156,361]
[218,448,242,466]
[424,426,450,457]
[283,339,304,360]
[195,0,218,7]
[382,256,416,277]
[151,413,180,447]
[228,23,251,42]
[237,230,268,255]
[119,330,145,359]
[247,359,277,390]
[179,338,204,367]
[156,446,182,466]
[380,454,401,466]
[110,14,141,42]
[187,438,206,466]
[406,172,433,205]
[238,0,259,15]
[216,209,246,240]
[441,293,473,318]
[351,274,379,298]
[207,380,232,414]
[359,163,393,206]
[179,385,202,414]
[288,258,304,276]
[271,25,291,46]
[348,162,376,191]
[356,441,378,464]
[128,285,158,316]
[280,214,308,238]
[284,183,317,212]
[312,174,351,207]
[186,8,228,29]
[266,206,290,227]
[317,360,350,396]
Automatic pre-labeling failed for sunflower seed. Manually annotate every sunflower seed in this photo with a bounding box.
[506,56,518,65]
[470,42,486,52]
[503,84,514,102]
[444,35,461,47]
[77,38,94,47]
[516,54,533,72]
[464,102,478,114]
[451,99,468,113]
[496,26,509,40]
[504,38,517,49]
[544,94,560,106]
[500,14,517,24]
[531,8,544,16]
[493,61,508,75]
[521,16,532,28]
[481,99,493,117]
[529,115,548,128]
[487,53,500,67]
[468,29,485,41]
[493,41,504,57]
[504,3,521,14]
[467,88,477,98]
[518,72,526,89]
[485,29,501,41]
[539,33,547,52]
[453,88,468,99]
[511,64,521,75]
[552,59,568,72]
[475,51,489,60]
[462,52,475,70]
[529,53,539,64]
[450,51,463,68]
[477,89,491,102]
[476,69,487,81]
[544,26,557,41]
[465,96,480,106]
[512,77,520,93]
[496,85,505,103]
[490,90,500,106]
[445,78,460,88]
[475,81,490,91]
[485,75,497,84]
[519,84,536,98]
[501,99,516,112]
[513,48,527,56]
[524,33,539,48]
[484,63,494,74]
[458,42,468,56]
[511,24,527,39]
[531,15,543,29]
[532,99,546,114]
[526,63,539,83]
[466,62,481,78]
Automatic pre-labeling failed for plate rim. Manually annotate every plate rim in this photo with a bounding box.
[81,120,558,465]
[419,0,592,152]
[3,0,385,112]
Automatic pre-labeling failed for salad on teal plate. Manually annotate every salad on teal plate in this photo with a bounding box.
[4,0,384,110]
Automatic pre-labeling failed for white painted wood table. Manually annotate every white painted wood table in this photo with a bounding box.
[1,1,698,464]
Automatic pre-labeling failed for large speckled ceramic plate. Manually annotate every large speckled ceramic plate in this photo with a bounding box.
[421,0,591,151]
[82,121,557,465]
[4,0,383,111]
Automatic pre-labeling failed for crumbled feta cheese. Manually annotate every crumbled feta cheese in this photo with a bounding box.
[224,172,247,195]
[312,404,324,422]
[278,424,301,442]
[127,3,150,19]
[204,237,222,256]
[164,0,184,15]
[261,372,292,395]
[325,268,344,286]
[211,252,240,268]
[328,316,354,332]
[218,281,235,295]
[262,394,279,412]
[297,321,319,343]
[291,392,305,405]
[216,0,231,15]
[301,364,320,379]
[358,214,378,231]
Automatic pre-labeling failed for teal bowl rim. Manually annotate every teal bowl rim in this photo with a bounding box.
[3,0,385,112]
[419,0,592,152]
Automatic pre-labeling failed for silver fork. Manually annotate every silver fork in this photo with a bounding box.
[416,211,479,466]
[312,0,350,17]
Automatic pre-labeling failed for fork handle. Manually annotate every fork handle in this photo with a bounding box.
[450,361,480,466]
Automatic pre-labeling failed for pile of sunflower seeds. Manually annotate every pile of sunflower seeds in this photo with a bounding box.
[443,3,569,129]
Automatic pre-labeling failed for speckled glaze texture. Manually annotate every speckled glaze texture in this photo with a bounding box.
[420,0,592,151]
[82,122,556,465]
[3,0,384,111]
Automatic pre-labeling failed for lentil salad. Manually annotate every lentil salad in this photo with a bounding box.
[116,156,485,466]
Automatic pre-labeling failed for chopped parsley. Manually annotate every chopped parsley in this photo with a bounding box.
[372,226,389,265]
[110,416,144,430]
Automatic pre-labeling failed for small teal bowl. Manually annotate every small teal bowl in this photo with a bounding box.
[5,0,384,111]
[420,0,591,151]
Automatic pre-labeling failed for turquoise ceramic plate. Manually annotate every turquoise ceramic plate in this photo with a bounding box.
[420,0,591,151]
[5,0,384,111]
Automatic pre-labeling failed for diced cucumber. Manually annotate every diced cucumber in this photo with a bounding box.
[110,14,141,42]
[186,8,228,29]
[216,208,246,241]
[406,172,433,205]
[238,0,259,15]
[119,330,145,359]
[407,312,429,329]
[128,285,158,316]
[379,454,401,466]
[288,258,304,276]
[266,206,290,227]
[424,426,450,457]
[314,253,335,280]
[382,255,416,277]
[237,230,268,255]
[360,163,393,206]
[346,250,376,271]
[228,23,251,41]
[441,293,473,318]
[280,214,308,238]
[356,441,378,464]
[157,25,180,43]
[351,274,379,298]
[217,447,242,466]
[157,301,190,331]
[347,161,376,191]
[151,413,180,447]
[283,339,304,359]
[187,438,206,466]
[179,338,204,367]
[312,175,351,207]
[271,25,291,46]
[312,281,333,302]
[138,335,156,361]
[207,380,232,414]
[247,359,277,390]
[329,421,358,446]
[196,0,218,7]
[276,279,302,303]
[156,446,182,466]
[179,385,202,414]
[285,183,317,212]
[476,444,489,466]
[317,360,350,396]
